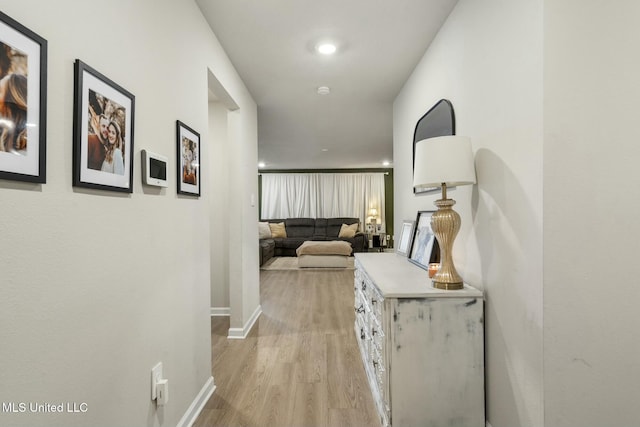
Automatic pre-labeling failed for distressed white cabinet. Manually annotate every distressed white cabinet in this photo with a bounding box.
[354,253,484,427]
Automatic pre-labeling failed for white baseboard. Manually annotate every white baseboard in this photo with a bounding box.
[210,307,230,316]
[176,376,215,427]
[227,304,262,339]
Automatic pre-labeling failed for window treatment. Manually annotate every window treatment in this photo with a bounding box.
[261,173,386,230]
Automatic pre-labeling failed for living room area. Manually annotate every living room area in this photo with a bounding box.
[257,170,394,267]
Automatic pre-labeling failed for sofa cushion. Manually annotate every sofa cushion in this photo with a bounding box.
[284,218,315,238]
[258,222,272,239]
[259,239,275,266]
[276,237,308,250]
[326,218,359,237]
[338,223,358,238]
[313,218,328,237]
[269,222,287,238]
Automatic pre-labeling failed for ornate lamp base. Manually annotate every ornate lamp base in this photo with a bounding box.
[431,186,464,290]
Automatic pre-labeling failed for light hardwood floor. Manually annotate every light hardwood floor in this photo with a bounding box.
[193,268,380,427]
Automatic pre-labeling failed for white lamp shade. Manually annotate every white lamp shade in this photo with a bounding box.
[413,135,477,190]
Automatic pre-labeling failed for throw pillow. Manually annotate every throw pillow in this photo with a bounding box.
[338,223,358,238]
[258,222,272,239]
[269,222,287,238]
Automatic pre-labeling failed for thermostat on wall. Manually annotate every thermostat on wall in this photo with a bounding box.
[142,149,168,187]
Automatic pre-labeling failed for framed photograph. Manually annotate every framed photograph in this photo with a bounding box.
[176,120,200,197]
[408,210,440,271]
[0,11,47,183]
[73,59,134,193]
[396,220,415,257]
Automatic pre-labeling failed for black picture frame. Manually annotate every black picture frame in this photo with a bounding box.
[408,210,440,271]
[72,59,135,193]
[176,120,200,197]
[412,99,455,194]
[0,11,47,183]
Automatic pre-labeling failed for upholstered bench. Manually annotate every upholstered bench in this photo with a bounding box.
[295,240,353,268]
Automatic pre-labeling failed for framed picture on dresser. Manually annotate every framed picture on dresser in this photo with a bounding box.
[396,220,415,257]
[408,210,440,270]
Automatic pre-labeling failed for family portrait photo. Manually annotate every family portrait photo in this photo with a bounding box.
[0,11,46,183]
[181,135,198,185]
[73,59,134,193]
[87,89,126,175]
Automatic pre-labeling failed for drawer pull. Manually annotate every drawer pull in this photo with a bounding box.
[360,328,365,340]
[355,305,365,314]
[373,360,378,369]
[361,281,367,291]
[371,298,377,305]
[372,328,377,336]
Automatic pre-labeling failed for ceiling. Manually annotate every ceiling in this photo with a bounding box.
[196,0,458,170]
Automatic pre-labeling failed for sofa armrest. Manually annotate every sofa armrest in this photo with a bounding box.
[350,232,368,252]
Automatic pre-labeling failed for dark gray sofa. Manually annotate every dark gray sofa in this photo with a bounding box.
[259,217,367,265]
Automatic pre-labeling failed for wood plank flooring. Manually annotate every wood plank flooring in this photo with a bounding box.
[193,268,380,427]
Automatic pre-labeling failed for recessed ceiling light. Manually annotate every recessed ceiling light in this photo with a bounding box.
[317,43,337,55]
[258,162,266,168]
[382,161,391,166]
[321,148,329,152]
[317,86,331,95]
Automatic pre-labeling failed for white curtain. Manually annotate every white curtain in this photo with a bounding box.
[261,173,386,230]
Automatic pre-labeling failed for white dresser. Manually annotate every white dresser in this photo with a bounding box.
[354,253,485,427]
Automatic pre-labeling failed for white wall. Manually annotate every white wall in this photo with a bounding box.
[393,0,543,426]
[0,1,258,426]
[543,1,640,426]
[196,0,260,340]
[226,108,261,335]
[208,101,230,312]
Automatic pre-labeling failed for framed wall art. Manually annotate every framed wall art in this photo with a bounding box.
[396,220,415,257]
[0,11,47,183]
[412,99,455,194]
[176,120,200,197]
[408,210,440,271]
[73,59,135,193]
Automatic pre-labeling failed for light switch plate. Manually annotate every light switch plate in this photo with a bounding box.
[151,362,163,400]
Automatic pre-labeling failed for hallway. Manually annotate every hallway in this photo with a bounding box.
[194,268,379,427]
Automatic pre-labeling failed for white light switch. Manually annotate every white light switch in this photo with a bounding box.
[250,194,255,207]
[151,363,163,400]
[156,379,169,406]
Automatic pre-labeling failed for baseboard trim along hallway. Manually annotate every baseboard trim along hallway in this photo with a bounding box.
[177,376,215,427]
[210,307,230,316]
[227,304,262,339]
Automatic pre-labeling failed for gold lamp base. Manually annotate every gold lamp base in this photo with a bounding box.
[431,184,464,290]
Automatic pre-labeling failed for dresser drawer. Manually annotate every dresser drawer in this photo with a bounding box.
[368,285,384,325]
[370,344,390,426]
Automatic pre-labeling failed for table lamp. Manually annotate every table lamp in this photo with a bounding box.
[413,135,476,290]
[368,208,378,225]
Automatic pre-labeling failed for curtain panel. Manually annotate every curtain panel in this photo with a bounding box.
[261,173,386,230]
